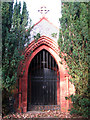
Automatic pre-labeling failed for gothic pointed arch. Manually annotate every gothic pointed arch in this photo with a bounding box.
[16,35,75,113]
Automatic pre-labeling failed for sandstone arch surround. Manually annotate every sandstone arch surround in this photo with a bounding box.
[17,35,72,113]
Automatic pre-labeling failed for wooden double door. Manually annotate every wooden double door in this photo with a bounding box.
[28,50,59,107]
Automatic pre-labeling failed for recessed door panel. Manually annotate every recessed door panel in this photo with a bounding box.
[28,50,59,106]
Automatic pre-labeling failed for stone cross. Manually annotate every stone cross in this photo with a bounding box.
[38,6,50,16]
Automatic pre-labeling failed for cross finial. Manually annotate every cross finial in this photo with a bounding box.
[38,6,50,16]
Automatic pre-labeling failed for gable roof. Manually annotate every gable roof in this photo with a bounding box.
[29,16,59,43]
[33,16,59,30]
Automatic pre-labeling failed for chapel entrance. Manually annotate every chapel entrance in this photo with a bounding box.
[28,49,60,110]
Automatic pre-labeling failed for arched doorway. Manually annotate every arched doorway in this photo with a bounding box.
[15,36,74,113]
[28,49,60,110]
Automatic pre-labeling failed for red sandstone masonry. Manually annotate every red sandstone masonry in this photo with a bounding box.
[15,36,75,113]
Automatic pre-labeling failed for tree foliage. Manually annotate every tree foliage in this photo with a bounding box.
[2,1,30,91]
[58,2,89,117]
[2,1,31,115]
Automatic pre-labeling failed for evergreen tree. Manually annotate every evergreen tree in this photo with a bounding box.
[21,1,28,26]
[2,2,14,115]
[58,2,89,117]
[2,2,13,61]
[2,1,31,115]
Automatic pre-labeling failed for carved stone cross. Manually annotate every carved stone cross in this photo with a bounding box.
[38,6,50,16]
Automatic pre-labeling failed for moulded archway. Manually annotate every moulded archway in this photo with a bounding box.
[16,36,75,113]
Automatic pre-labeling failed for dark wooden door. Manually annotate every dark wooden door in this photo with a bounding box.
[28,50,59,107]
[31,68,57,105]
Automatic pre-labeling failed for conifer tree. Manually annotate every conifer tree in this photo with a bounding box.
[2,1,30,91]
[2,2,13,61]
[2,1,31,115]
[2,2,14,115]
[21,1,28,26]
[58,2,89,117]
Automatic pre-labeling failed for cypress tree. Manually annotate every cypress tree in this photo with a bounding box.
[2,1,31,115]
[21,1,28,26]
[2,2,13,61]
[58,2,89,117]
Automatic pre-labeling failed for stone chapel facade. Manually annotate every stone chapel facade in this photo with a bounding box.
[15,16,75,113]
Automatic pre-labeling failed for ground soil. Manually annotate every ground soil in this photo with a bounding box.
[2,110,85,119]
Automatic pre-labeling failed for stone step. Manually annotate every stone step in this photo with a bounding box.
[28,105,60,111]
